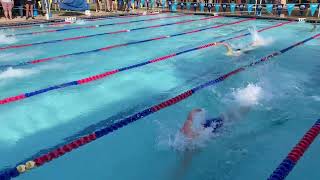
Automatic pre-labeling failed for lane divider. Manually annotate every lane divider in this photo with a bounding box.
[268,119,320,180]
[5,14,187,37]
[0,13,165,30]
[0,15,217,51]
[0,20,293,105]
[0,20,64,30]
[0,18,254,68]
[1,32,319,180]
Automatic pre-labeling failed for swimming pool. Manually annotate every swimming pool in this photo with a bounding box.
[0,13,319,180]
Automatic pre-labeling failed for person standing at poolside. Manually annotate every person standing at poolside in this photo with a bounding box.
[106,0,112,11]
[17,0,24,18]
[25,0,35,19]
[1,0,14,20]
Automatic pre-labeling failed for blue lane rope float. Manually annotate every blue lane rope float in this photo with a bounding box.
[268,119,320,180]
[5,14,187,37]
[0,16,219,51]
[0,18,260,105]
[1,32,319,180]
[0,17,254,70]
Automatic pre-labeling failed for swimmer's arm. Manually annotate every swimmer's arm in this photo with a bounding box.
[180,109,201,138]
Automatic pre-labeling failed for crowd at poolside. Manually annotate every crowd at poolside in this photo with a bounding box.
[0,0,53,20]
[0,0,161,21]
[1,0,320,22]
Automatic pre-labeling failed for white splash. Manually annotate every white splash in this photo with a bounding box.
[233,84,263,106]
[0,63,64,81]
[0,31,18,44]
[158,129,217,152]
[76,20,86,25]
[0,67,38,80]
[155,118,219,152]
[248,26,274,47]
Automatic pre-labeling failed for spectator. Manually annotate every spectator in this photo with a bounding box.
[95,0,101,12]
[1,0,14,20]
[25,0,35,19]
[52,0,60,11]
[16,0,24,17]
[106,0,111,11]
[111,0,117,11]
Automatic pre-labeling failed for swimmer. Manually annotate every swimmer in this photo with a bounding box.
[214,42,243,56]
[173,106,250,180]
[181,106,250,139]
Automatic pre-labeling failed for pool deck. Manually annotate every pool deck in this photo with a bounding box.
[0,8,318,27]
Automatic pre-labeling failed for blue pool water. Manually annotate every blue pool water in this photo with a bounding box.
[0,13,319,180]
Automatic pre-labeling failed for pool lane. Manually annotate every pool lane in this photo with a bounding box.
[0,16,219,51]
[1,32,319,180]
[0,21,292,105]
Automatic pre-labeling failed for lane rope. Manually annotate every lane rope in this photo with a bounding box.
[0,15,217,51]
[0,17,254,69]
[1,32,318,180]
[5,14,187,37]
[268,119,320,180]
[0,20,292,106]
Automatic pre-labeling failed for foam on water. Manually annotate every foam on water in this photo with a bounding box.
[0,31,17,44]
[233,83,263,106]
[76,20,86,25]
[0,63,65,81]
[0,67,38,80]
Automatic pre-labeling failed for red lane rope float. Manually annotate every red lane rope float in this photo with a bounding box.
[268,119,320,180]
[0,20,292,106]
[1,33,319,180]
[0,17,253,69]
[0,15,216,51]
[5,14,187,37]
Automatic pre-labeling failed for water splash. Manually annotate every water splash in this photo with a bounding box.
[0,31,17,44]
[0,63,64,80]
[156,125,218,152]
[232,83,264,106]
[0,67,38,80]
[248,26,274,47]
[76,20,86,25]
